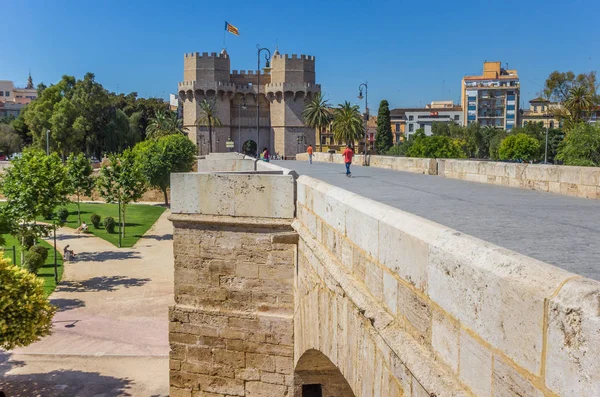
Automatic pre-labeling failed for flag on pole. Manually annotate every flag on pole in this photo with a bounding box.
[225,21,239,36]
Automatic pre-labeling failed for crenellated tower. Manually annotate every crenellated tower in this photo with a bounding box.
[178,49,320,157]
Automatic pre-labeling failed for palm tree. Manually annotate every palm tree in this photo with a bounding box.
[302,92,332,152]
[331,101,364,146]
[146,110,186,139]
[195,99,222,153]
[565,86,594,125]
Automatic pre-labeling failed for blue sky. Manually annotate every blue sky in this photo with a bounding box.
[2,0,599,110]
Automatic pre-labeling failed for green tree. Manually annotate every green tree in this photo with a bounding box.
[96,150,147,238]
[0,149,69,262]
[66,153,95,224]
[104,109,135,153]
[0,256,56,349]
[196,99,222,154]
[556,123,600,166]
[134,134,196,205]
[49,97,81,158]
[498,133,541,162]
[407,132,466,159]
[331,101,364,145]
[302,92,332,152]
[0,123,23,154]
[542,71,598,130]
[374,100,393,154]
[145,110,185,140]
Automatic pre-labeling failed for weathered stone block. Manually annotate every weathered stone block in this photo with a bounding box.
[546,278,600,396]
[382,271,398,315]
[459,330,492,397]
[493,356,543,397]
[431,311,459,372]
[428,230,571,374]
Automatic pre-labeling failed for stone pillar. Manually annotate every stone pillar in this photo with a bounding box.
[169,172,297,397]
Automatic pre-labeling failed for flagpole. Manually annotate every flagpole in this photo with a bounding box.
[223,24,226,49]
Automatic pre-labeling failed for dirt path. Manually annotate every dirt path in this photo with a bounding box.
[1,210,174,396]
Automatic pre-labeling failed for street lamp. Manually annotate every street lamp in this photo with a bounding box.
[238,96,247,152]
[256,45,271,157]
[358,83,368,165]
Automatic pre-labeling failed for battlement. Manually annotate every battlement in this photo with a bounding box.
[273,53,315,61]
[184,51,229,59]
[231,70,269,76]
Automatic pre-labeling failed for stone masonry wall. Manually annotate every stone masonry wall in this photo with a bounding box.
[294,175,600,397]
[169,215,296,397]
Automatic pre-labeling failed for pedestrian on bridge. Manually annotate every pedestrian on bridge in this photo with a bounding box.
[307,144,313,164]
[342,144,354,178]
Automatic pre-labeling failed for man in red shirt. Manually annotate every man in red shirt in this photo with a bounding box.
[307,145,313,164]
[342,144,354,177]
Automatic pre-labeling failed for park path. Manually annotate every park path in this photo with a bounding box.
[0,209,173,397]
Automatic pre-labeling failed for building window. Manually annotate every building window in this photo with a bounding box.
[533,106,537,112]
[549,121,554,129]
[454,115,459,121]
[4,91,8,97]
[395,123,400,132]
[409,124,414,132]
[0,92,3,96]
[408,115,414,121]
[419,124,425,129]
[395,133,400,142]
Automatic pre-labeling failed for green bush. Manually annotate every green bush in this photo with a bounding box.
[104,216,116,233]
[498,133,541,162]
[23,249,45,274]
[57,207,69,222]
[556,123,600,166]
[29,244,49,263]
[90,213,101,229]
[0,257,56,349]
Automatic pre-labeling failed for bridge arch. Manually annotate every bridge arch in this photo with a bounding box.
[294,349,355,397]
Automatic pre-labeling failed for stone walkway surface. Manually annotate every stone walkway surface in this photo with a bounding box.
[1,210,173,397]
[276,160,600,281]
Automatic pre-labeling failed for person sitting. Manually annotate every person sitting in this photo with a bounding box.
[75,221,88,234]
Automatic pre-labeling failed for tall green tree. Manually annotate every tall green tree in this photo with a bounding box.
[0,256,56,349]
[96,150,147,238]
[0,124,23,154]
[374,100,393,154]
[331,101,363,145]
[49,97,81,158]
[406,131,466,159]
[145,110,185,140]
[498,133,541,162]
[556,123,600,166]
[302,92,332,152]
[134,134,196,205]
[0,149,69,262]
[196,99,222,154]
[66,153,95,224]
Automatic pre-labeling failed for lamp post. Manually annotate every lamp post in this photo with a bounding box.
[256,45,271,157]
[46,129,50,155]
[545,124,549,164]
[239,96,247,152]
[53,221,58,283]
[358,83,369,165]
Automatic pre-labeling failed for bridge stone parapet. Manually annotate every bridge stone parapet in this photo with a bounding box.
[169,155,600,396]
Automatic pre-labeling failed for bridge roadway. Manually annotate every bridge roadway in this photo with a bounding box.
[273,160,600,281]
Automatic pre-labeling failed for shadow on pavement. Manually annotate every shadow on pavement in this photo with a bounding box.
[56,276,151,293]
[0,352,133,397]
[137,234,173,241]
[49,298,86,312]
[74,251,142,263]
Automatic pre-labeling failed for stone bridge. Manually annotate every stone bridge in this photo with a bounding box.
[168,153,600,397]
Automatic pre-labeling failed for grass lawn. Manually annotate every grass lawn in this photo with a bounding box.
[2,234,63,297]
[43,202,165,248]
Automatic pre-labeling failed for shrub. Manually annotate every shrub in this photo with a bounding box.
[43,210,54,220]
[57,207,69,222]
[498,133,541,162]
[23,249,45,274]
[29,244,49,263]
[91,213,101,229]
[0,256,56,349]
[105,216,116,233]
[556,123,600,166]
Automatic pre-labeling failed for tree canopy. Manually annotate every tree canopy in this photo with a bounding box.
[66,153,95,224]
[375,100,393,154]
[302,92,332,152]
[331,101,364,145]
[556,123,600,166]
[134,134,196,205]
[498,133,541,162]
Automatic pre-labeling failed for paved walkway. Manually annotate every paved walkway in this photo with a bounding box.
[1,210,173,396]
[275,160,600,281]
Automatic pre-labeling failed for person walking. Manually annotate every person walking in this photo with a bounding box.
[307,144,313,164]
[342,144,354,178]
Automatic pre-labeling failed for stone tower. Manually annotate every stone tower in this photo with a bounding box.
[178,49,320,157]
